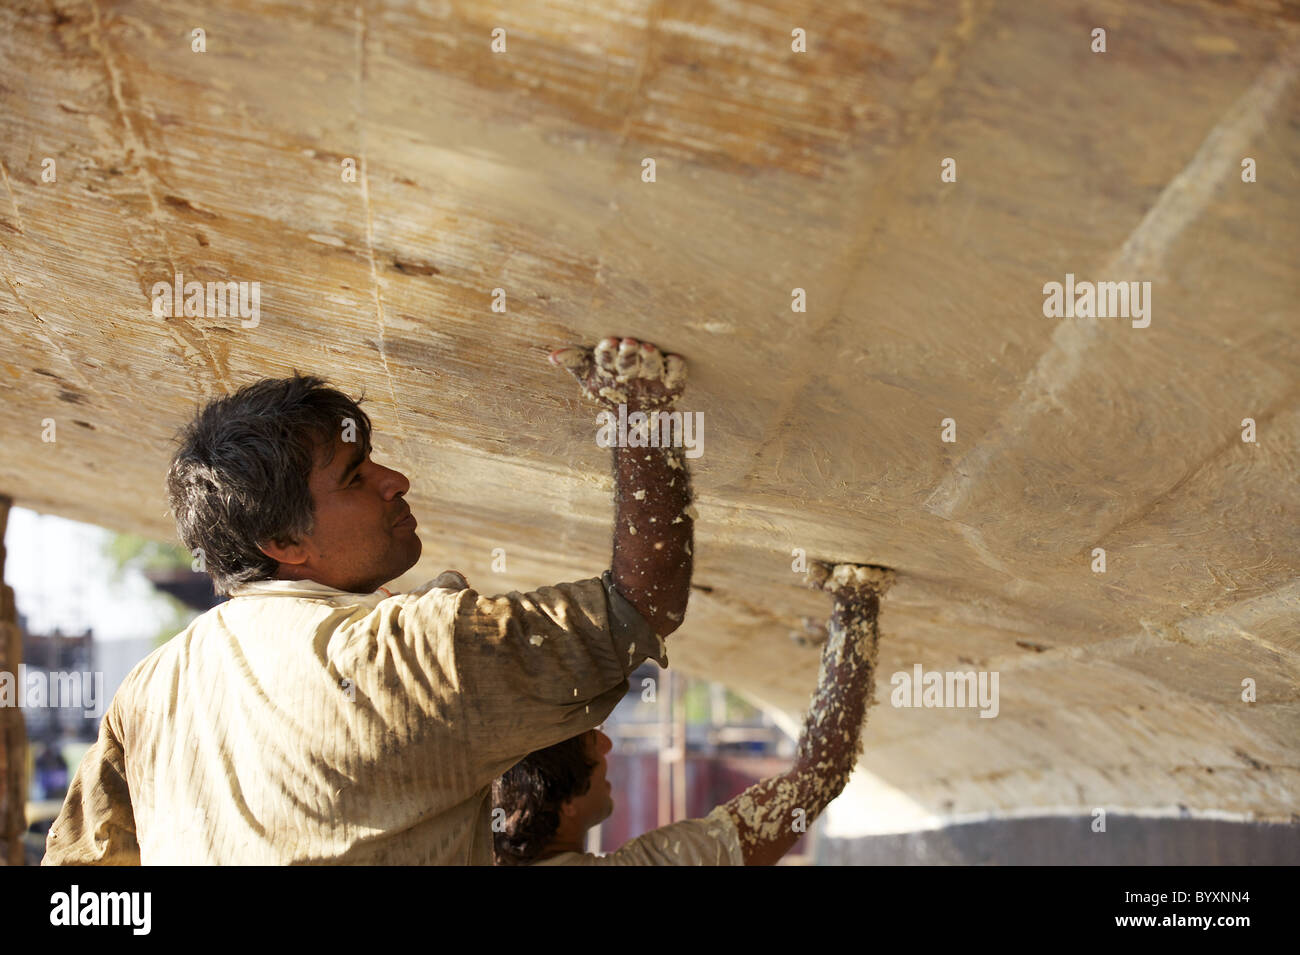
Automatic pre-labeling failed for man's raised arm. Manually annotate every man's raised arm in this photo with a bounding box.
[723,561,896,866]
[550,336,694,640]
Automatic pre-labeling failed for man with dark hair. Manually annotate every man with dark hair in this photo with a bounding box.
[44,336,695,865]
[162,374,408,596]
[491,729,611,865]
[493,562,895,866]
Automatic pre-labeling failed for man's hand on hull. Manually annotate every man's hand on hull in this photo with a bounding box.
[549,337,687,410]
[805,559,895,611]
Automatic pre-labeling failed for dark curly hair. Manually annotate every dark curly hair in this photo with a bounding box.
[492,732,600,866]
[165,373,372,596]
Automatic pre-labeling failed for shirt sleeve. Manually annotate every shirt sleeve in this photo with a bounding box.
[445,572,666,767]
[43,700,140,866]
[532,805,745,866]
[599,570,669,670]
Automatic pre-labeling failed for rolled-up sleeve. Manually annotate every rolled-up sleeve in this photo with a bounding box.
[600,570,668,671]
[446,573,664,766]
[44,701,140,866]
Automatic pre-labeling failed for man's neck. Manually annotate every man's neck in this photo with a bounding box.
[274,567,384,594]
[536,827,586,859]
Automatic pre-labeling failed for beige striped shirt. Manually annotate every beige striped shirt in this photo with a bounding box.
[531,805,745,866]
[44,570,662,865]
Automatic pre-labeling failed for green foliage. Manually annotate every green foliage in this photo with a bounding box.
[683,679,762,724]
[102,532,191,583]
[684,679,710,723]
[102,532,199,646]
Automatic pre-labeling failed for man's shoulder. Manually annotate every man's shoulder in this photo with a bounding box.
[529,850,598,866]
[402,573,612,627]
[566,807,744,866]
[113,600,235,697]
[98,627,191,737]
[121,613,198,673]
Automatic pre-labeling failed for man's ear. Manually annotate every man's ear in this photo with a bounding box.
[258,536,308,567]
[558,797,580,820]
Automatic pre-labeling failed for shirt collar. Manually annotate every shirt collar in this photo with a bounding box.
[227,571,468,608]
[227,578,397,610]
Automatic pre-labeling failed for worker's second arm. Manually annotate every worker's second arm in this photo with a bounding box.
[723,565,893,865]
[550,336,694,639]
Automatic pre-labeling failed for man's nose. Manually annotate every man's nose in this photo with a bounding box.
[596,730,612,754]
[375,463,410,497]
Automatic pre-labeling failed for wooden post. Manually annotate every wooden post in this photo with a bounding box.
[0,495,27,865]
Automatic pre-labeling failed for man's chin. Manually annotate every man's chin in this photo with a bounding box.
[377,548,422,593]
[400,539,423,572]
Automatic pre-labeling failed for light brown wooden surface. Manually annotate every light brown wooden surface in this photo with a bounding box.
[1,0,1296,828]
